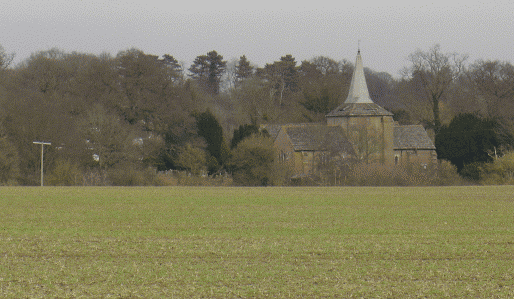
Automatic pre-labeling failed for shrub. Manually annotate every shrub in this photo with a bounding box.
[231,124,259,149]
[156,170,233,186]
[228,135,276,186]
[480,152,514,185]
[175,143,207,175]
[432,160,466,186]
[459,162,483,181]
[81,169,109,186]
[340,160,464,186]
[47,159,82,186]
[342,163,426,186]
[107,165,161,186]
[0,137,20,185]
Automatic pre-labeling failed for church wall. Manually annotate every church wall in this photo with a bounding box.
[327,115,394,165]
[394,149,437,166]
[296,151,315,175]
[382,116,394,165]
[273,128,296,173]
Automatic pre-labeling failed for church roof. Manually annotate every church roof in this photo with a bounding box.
[260,124,282,141]
[261,123,323,141]
[326,103,393,117]
[326,50,392,118]
[393,125,436,150]
[285,125,355,154]
[344,50,373,104]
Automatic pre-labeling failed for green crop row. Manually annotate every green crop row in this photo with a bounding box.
[0,186,513,297]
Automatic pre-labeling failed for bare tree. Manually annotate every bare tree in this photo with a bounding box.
[403,44,467,132]
[0,45,15,69]
[221,57,238,91]
[467,60,514,119]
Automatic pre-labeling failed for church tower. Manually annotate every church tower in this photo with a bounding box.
[326,50,394,164]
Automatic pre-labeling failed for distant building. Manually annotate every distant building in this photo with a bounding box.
[263,50,436,177]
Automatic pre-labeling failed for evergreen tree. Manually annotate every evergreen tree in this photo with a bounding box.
[195,110,229,173]
[161,54,183,83]
[188,50,226,94]
[235,55,253,86]
[435,113,513,173]
[231,124,259,149]
[279,54,299,92]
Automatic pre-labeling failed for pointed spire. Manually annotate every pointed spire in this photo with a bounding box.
[344,50,373,104]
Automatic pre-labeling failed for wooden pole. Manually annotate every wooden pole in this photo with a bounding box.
[33,141,51,186]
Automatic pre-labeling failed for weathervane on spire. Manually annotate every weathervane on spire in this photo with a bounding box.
[358,39,361,54]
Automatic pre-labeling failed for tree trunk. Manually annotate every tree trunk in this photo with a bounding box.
[279,79,285,106]
[432,94,441,133]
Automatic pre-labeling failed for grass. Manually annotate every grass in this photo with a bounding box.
[0,186,513,298]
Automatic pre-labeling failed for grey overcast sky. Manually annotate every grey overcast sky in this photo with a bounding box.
[1,0,513,77]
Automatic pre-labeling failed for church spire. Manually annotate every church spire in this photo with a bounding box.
[344,50,373,104]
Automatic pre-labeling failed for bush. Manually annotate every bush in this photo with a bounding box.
[343,163,429,186]
[107,165,161,186]
[432,160,466,186]
[156,170,233,186]
[0,179,19,186]
[228,135,276,186]
[460,162,483,181]
[340,160,464,186]
[175,143,207,175]
[82,169,109,186]
[0,137,20,184]
[480,152,514,185]
[47,159,82,186]
[231,124,259,149]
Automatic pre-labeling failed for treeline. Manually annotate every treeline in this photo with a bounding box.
[0,44,513,186]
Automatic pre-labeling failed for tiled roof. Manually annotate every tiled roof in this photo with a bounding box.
[394,125,436,150]
[259,124,282,141]
[260,123,323,142]
[326,103,393,117]
[285,125,355,155]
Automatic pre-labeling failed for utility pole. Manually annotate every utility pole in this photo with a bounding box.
[33,141,51,186]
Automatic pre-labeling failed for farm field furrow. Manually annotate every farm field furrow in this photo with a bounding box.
[0,186,513,298]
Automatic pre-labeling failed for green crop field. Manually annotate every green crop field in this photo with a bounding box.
[0,186,513,298]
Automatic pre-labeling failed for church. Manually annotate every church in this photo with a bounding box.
[263,50,437,176]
